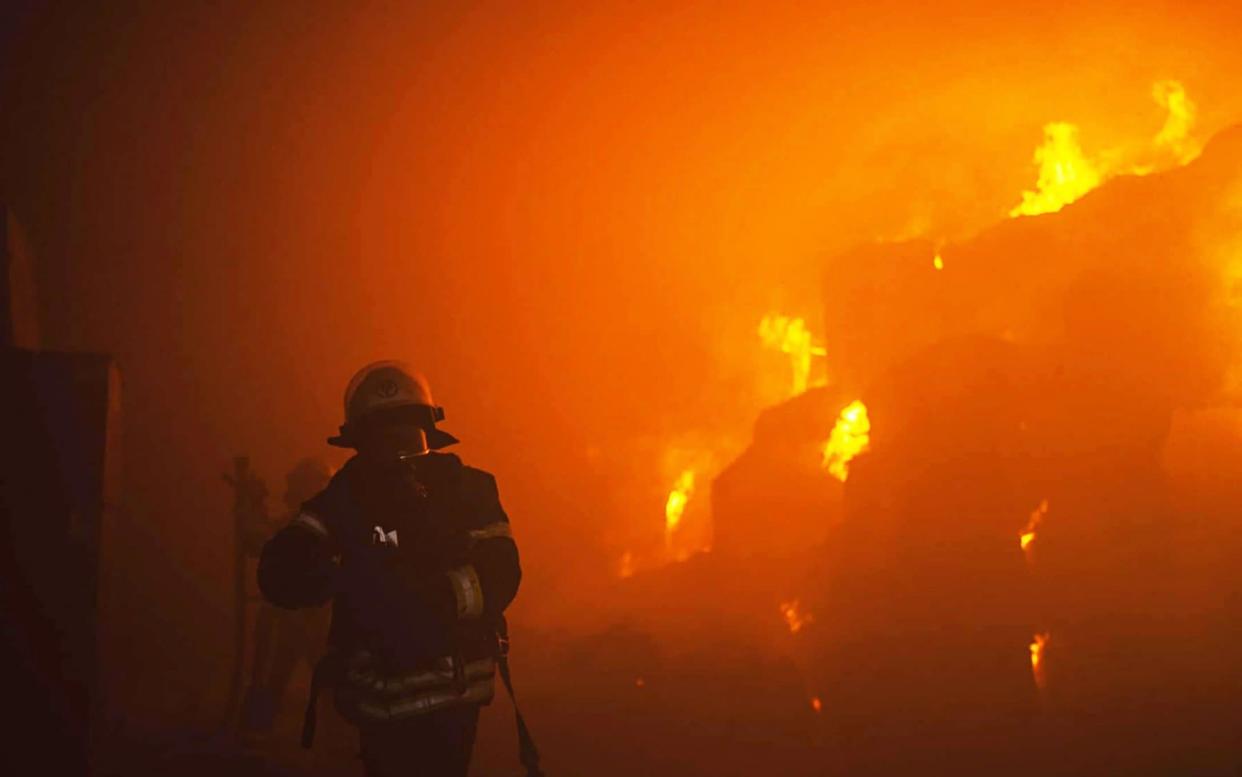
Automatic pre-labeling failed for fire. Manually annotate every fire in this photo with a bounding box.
[1020,499,1049,557]
[822,400,871,481]
[810,696,823,713]
[1010,80,1201,218]
[932,252,944,271]
[664,469,696,550]
[779,599,813,634]
[758,314,827,396]
[1030,632,1050,690]
[1010,122,1102,217]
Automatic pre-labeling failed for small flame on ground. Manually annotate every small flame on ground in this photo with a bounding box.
[810,697,823,713]
[758,314,827,396]
[779,599,814,634]
[933,253,944,270]
[635,677,646,688]
[664,469,696,550]
[1020,499,1049,557]
[1030,632,1050,690]
[822,400,871,481]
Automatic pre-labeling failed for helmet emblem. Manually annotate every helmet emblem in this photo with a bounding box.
[375,378,400,399]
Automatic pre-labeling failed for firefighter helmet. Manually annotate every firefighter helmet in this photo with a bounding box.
[327,361,459,450]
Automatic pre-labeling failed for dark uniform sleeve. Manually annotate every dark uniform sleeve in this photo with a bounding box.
[444,468,522,622]
[257,495,339,609]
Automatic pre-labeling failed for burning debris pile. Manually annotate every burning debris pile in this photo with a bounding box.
[579,86,1242,775]
[766,121,1242,773]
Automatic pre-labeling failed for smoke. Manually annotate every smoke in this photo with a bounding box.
[5,1,1242,774]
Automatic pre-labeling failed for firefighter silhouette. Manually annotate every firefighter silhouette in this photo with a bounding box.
[240,457,334,736]
[258,362,533,777]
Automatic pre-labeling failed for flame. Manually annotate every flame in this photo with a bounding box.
[635,677,646,688]
[932,253,944,270]
[664,469,696,551]
[810,696,823,713]
[758,314,827,396]
[1030,632,1050,690]
[822,400,871,481]
[779,599,814,634]
[1010,122,1102,217]
[1010,80,1200,218]
[1020,499,1049,557]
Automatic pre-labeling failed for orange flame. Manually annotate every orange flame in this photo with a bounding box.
[1020,499,1049,558]
[1030,632,1050,690]
[810,696,823,713]
[1010,80,1200,218]
[822,400,871,481]
[1010,122,1102,217]
[758,314,827,396]
[779,599,813,634]
[664,469,696,553]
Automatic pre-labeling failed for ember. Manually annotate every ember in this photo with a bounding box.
[1030,633,1050,691]
[1020,499,1049,557]
[778,599,813,634]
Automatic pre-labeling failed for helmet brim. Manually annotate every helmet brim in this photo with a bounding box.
[327,426,459,450]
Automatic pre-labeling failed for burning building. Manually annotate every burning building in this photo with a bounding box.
[699,105,1242,773]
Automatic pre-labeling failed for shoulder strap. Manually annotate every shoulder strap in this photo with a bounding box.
[496,618,545,777]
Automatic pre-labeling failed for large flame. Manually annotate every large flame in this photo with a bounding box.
[822,400,871,481]
[1010,80,1201,218]
[758,314,827,396]
[1010,123,1102,217]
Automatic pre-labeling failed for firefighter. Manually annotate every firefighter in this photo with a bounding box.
[258,361,523,777]
[241,457,334,737]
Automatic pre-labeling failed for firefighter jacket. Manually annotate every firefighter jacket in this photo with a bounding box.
[257,452,521,725]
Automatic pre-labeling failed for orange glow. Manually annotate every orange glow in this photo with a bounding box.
[822,400,871,481]
[1152,80,1200,163]
[1020,499,1049,558]
[635,677,646,689]
[1030,632,1050,691]
[810,697,823,714]
[779,599,814,634]
[618,551,636,579]
[933,253,944,270]
[758,314,827,396]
